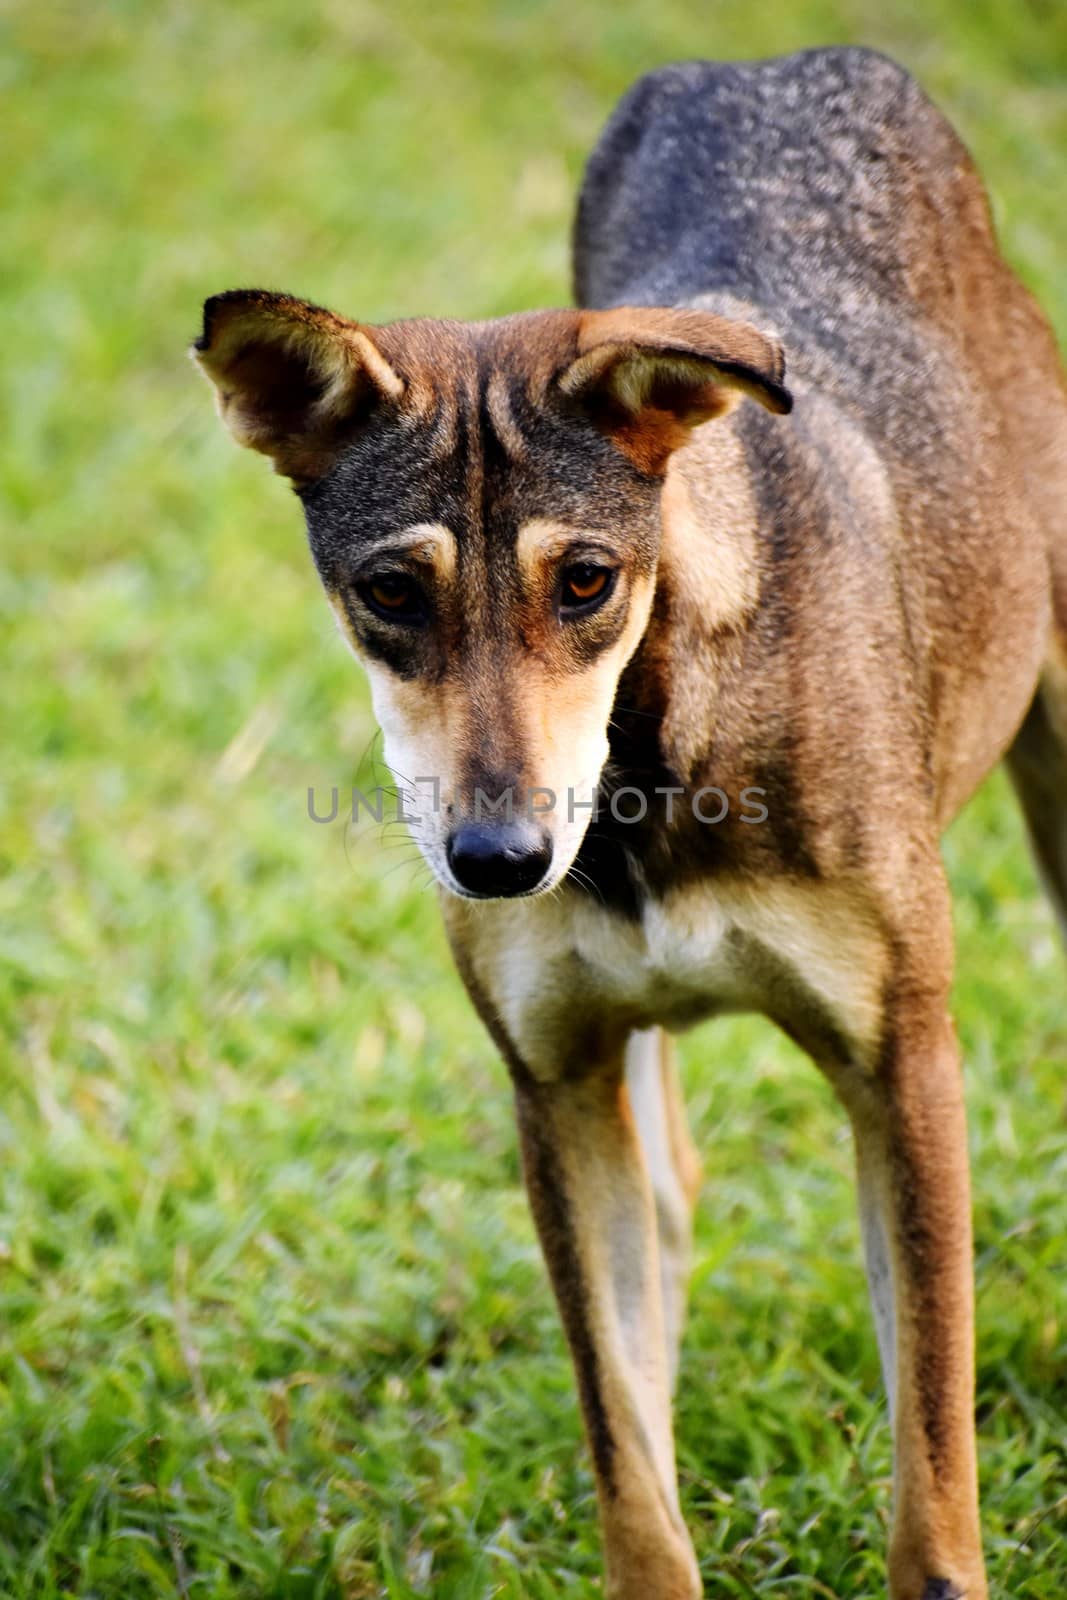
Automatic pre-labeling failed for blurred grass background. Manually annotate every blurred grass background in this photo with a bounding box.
[1,1,1065,1595]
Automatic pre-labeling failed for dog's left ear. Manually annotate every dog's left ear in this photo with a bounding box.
[192,289,404,483]
[559,307,792,474]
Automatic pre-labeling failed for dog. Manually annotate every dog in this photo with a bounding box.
[193,46,1067,1600]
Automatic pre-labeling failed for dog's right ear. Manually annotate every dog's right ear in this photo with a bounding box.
[192,290,404,483]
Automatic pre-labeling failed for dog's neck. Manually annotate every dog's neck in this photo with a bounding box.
[625,415,768,783]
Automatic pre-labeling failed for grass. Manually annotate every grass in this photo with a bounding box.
[1,0,1065,1594]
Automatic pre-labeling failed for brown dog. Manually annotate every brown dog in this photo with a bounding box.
[194,46,1067,1600]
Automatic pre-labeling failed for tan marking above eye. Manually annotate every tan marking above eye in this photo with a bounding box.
[359,522,458,579]
[516,518,582,576]
[516,521,621,607]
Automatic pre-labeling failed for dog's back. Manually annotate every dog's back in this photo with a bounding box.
[575,47,1067,831]
[575,47,1045,398]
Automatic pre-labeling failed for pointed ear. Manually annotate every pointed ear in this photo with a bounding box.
[558,307,792,474]
[191,290,404,482]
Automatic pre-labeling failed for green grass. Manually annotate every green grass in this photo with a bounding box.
[1,1,1065,1595]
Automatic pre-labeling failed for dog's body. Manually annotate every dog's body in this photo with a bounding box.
[195,47,1067,1600]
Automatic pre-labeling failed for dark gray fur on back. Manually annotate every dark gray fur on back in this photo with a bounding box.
[574,48,976,408]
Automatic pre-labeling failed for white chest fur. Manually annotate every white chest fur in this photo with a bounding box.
[462,878,888,1079]
[568,889,747,1021]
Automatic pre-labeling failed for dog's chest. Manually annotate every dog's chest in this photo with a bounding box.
[566,888,767,1027]
[472,878,886,1077]
[558,879,885,1059]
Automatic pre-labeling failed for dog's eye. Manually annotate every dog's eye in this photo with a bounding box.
[560,563,614,615]
[359,573,427,624]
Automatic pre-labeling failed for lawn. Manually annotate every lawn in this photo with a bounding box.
[1,1,1065,1595]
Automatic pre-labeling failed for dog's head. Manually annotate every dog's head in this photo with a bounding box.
[194,291,790,898]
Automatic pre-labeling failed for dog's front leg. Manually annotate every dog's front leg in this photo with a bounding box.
[515,1062,702,1600]
[847,1000,987,1600]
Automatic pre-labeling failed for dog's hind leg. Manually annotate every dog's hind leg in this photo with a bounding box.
[1006,638,1067,947]
[625,1028,702,1389]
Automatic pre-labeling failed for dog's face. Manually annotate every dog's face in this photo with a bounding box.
[195,293,789,898]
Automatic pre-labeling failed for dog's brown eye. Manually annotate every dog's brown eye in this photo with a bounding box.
[369,576,410,609]
[560,563,614,614]
[360,574,426,624]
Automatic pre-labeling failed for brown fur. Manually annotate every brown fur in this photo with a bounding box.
[194,48,1067,1600]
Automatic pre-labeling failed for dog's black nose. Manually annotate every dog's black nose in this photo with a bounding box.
[446,820,553,898]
